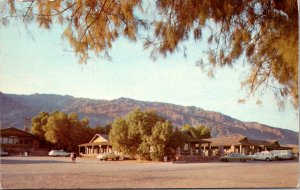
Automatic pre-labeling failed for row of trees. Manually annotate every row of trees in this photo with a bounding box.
[109,109,211,161]
[31,109,211,160]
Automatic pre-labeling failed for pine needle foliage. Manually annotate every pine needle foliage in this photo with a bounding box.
[1,0,298,108]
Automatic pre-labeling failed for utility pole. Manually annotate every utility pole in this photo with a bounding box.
[24,117,31,132]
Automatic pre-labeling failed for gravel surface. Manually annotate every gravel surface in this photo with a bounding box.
[0,156,299,189]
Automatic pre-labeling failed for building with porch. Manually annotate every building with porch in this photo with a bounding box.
[175,132,212,162]
[78,133,288,161]
[202,135,282,156]
[0,127,39,155]
[78,134,112,156]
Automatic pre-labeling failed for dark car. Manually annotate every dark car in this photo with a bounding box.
[220,153,250,162]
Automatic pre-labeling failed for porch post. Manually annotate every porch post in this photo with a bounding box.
[189,142,192,155]
[240,145,242,154]
[177,146,181,155]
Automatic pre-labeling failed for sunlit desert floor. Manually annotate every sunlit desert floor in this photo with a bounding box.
[1,156,299,189]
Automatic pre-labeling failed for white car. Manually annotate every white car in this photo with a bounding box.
[97,152,121,161]
[0,148,8,156]
[97,152,131,161]
[271,150,293,160]
[247,152,260,159]
[48,150,70,157]
[252,151,275,161]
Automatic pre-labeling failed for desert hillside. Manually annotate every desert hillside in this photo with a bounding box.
[0,92,298,145]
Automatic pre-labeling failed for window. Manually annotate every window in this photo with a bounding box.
[24,139,29,144]
[2,137,8,144]
[184,143,189,150]
[14,138,19,144]
[8,138,13,144]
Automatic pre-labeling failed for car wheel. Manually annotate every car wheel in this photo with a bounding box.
[240,159,246,162]
[266,158,270,161]
[104,158,108,161]
[116,157,119,161]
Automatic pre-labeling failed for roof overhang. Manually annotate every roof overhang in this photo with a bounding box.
[78,142,110,147]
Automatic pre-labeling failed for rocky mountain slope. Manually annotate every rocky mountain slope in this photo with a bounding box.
[0,92,298,145]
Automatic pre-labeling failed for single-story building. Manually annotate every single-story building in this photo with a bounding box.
[177,132,211,156]
[78,134,112,156]
[78,133,291,161]
[174,132,212,162]
[0,127,40,155]
[202,135,283,156]
[78,132,212,159]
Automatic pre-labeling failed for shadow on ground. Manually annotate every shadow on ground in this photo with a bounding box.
[0,159,70,164]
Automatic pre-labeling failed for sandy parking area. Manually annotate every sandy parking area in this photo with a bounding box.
[0,156,299,189]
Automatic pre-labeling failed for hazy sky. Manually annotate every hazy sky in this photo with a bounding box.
[0,22,298,132]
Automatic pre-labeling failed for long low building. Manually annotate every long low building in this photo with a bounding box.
[77,133,292,160]
[202,135,289,156]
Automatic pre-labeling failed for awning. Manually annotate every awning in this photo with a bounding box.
[187,139,211,143]
[78,142,110,147]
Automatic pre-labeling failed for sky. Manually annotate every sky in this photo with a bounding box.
[0,20,299,132]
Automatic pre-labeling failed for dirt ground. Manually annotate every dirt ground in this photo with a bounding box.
[0,156,299,189]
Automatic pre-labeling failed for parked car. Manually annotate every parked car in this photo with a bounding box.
[252,151,275,161]
[97,152,122,161]
[0,148,8,156]
[247,152,260,160]
[271,150,293,160]
[291,153,299,160]
[48,150,70,157]
[220,153,250,162]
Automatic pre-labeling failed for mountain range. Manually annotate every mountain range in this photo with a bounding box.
[0,92,298,145]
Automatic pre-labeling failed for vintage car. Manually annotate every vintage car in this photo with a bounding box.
[271,150,293,160]
[0,148,8,156]
[48,150,71,157]
[97,152,121,161]
[252,151,275,161]
[247,152,260,160]
[97,152,131,161]
[220,153,251,162]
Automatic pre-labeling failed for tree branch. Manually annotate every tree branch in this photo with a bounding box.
[23,0,34,21]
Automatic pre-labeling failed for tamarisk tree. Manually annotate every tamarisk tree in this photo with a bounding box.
[1,0,298,107]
